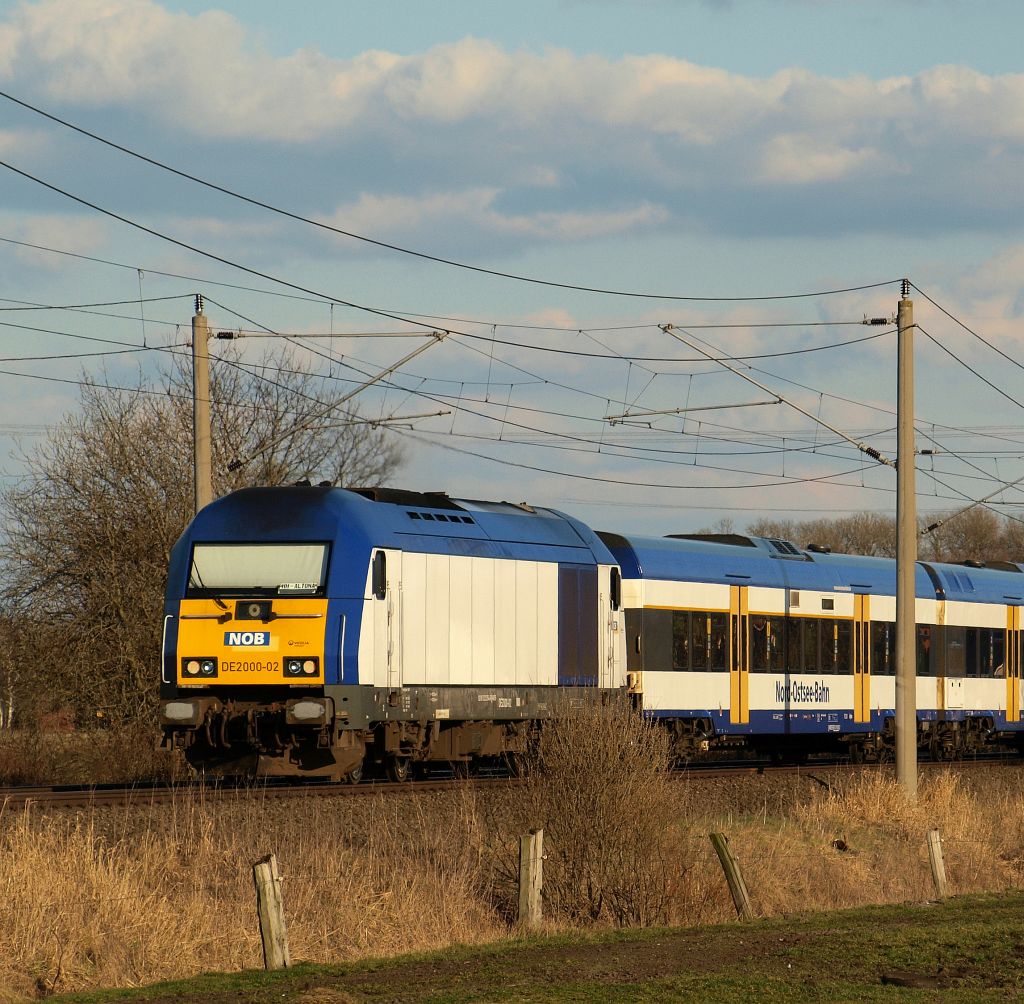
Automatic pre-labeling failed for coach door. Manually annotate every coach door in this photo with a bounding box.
[853,595,871,723]
[1007,606,1022,724]
[729,585,750,725]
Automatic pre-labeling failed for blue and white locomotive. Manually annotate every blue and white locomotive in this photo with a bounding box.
[159,486,625,781]
[159,486,1024,778]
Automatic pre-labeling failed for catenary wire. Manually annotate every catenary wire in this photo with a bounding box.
[0,89,901,303]
[206,294,899,484]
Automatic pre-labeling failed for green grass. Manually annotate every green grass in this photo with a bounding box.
[52,892,1024,1003]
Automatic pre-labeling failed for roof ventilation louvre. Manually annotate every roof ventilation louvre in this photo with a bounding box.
[767,538,802,557]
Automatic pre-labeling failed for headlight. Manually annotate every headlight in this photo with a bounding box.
[284,657,318,678]
[181,657,217,680]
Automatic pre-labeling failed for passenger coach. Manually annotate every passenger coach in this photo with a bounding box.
[159,486,626,781]
[600,531,1024,761]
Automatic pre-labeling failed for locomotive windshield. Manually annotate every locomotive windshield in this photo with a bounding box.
[187,543,330,597]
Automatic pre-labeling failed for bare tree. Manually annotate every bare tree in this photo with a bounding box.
[746,513,897,557]
[747,507,1024,563]
[1,345,403,724]
[919,507,1006,564]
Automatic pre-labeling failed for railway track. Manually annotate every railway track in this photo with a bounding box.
[0,774,528,811]
[4,752,1020,811]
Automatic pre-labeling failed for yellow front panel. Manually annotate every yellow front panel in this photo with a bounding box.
[177,598,329,686]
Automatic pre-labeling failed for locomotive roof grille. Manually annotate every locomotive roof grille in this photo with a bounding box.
[407,511,475,524]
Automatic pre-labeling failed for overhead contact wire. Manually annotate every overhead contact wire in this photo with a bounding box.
[0,89,899,303]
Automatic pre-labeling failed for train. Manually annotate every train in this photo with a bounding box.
[159,485,1024,779]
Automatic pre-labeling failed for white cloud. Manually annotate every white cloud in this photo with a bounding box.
[0,212,107,268]
[2,0,1023,154]
[0,126,47,158]
[329,187,668,242]
[758,134,893,184]
[1,0,1023,251]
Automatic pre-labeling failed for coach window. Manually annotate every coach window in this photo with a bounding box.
[672,611,690,671]
[916,625,934,676]
[751,616,769,671]
[800,618,819,673]
[768,616,787,671]
[984,628,1005,677]
[691,613,708,671]
[945,627,966,677]
[710,613,728,671]
[641,609,673,672]
[834,620,852,674]
[871,621,895,676]
[818,619,835,671]
[964,628,979,677]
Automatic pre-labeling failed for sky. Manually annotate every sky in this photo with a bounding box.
[0,0,1023,538]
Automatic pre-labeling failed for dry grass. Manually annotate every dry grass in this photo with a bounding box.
[682,768,1024,925]
[0,725,179,786]
[0,788,502,1002]
[2,706,1024,1000]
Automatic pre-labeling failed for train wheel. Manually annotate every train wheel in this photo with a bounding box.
[386,755,411,783]
[345,763,363,785]
[450,760,470,780]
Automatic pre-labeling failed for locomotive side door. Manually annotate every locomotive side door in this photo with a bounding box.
[370,548,403,691]
[597,565,625,689]
[853,594,871,723]
[729,584,750,725]
[1007,605,1021,724]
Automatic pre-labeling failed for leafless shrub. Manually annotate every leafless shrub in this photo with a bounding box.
[488,696,694,928]
[0,723,182,786]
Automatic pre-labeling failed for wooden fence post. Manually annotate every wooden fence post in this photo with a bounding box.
[709,832,755,920]
[926,828,948,901]
[518,828,544,931]
[252,853,290,970]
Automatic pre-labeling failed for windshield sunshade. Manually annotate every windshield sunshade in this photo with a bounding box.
[188,543,329,596]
